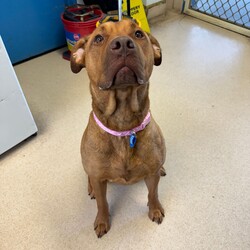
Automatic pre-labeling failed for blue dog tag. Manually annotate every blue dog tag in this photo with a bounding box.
[129,133,137,148]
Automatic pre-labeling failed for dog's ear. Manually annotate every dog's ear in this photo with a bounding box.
[70,36,89,73]
[148,33,162,66]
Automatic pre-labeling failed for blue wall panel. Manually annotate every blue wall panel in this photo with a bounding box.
[0,0,67,64]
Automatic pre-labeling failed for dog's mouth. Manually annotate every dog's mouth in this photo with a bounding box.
[98,61,148,90]
[112,66,145,89]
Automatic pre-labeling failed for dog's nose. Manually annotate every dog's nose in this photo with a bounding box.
[110,36,135,55]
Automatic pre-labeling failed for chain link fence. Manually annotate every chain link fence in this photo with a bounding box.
[190,0,250,29]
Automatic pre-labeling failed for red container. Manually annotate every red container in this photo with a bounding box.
[61,5,104,51]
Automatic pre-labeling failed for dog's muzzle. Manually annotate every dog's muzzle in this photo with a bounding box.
[98,36,147,90]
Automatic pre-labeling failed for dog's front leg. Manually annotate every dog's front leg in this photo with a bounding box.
[90,178,110,238]
[144,173,165,224]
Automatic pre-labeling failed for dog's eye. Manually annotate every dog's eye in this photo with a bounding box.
[135,30,144,39]
[94,35,104,44]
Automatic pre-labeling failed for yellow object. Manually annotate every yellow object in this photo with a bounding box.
[97,15,119,25]
[122,0,150,33]
[96,15,142,29]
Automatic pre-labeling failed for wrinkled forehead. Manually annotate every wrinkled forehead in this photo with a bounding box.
[93,19,140,36]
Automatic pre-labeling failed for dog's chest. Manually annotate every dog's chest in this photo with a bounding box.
[82,118,165,184]
[107,161,147,184]
[104,140,160,184]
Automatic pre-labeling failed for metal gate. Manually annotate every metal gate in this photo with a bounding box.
[184,0,250,36]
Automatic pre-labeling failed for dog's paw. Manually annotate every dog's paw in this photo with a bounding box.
[160,166,166,177]
[88,178,95,199]
[148,204,165,224]
[88,190,96,200]
[94,214,110,238]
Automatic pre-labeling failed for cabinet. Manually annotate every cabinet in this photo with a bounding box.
[0,37,38,155]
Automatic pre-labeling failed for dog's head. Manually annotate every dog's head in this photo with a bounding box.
[70,19,161,90]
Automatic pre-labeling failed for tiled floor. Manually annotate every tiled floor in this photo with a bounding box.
[1,11,250,249]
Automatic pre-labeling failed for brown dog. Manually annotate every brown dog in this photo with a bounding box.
[70,19,166,238]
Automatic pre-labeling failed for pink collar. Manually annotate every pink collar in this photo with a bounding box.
[93,112,151,137]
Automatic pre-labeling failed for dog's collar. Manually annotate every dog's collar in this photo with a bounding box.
[93,111,151,148]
